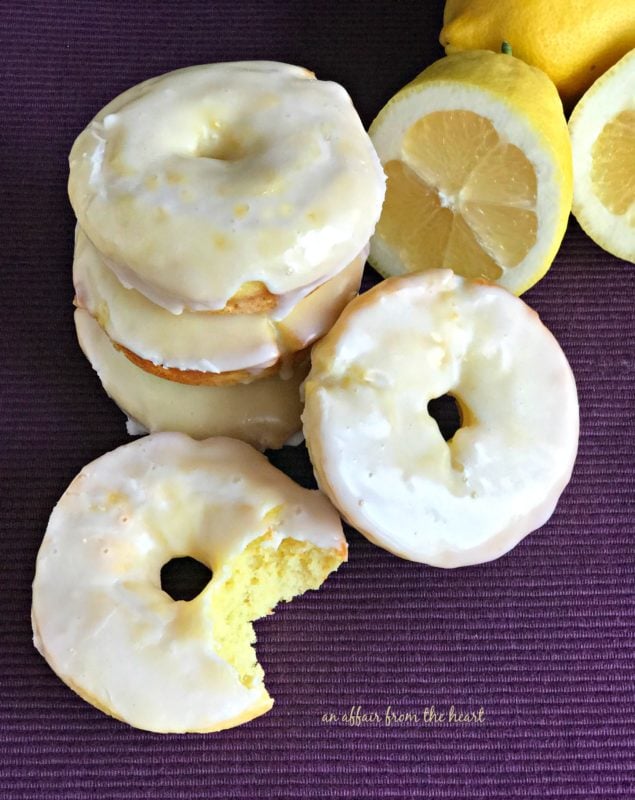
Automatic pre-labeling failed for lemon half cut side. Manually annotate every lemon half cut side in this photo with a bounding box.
[569,48,635,263]
[369,51,573,295]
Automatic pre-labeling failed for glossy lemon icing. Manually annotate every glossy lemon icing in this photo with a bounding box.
[69,62,385,312]
[75,309,307,450]
[73,229,365,373]
[302,270,579,567]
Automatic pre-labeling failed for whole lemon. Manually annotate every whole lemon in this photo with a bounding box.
[440,0,635,108]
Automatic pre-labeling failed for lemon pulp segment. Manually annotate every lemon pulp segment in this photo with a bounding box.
[375,110,538,281]
[569,47,635,262]
[591,110,635,219]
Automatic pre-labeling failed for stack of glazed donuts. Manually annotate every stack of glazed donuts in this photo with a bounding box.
[69,62,385,450]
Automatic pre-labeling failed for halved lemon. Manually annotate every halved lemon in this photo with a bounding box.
[569,48,635,263]
[369,50,573,294]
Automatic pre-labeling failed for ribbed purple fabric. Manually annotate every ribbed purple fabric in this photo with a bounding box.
[1,2,633,798]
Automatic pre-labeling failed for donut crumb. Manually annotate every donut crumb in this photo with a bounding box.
[211,533,344,689]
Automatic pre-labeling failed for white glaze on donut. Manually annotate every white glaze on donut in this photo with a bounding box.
[32,433,346,732]
[302,270,579,567]
[69,62,385,311]
[73,229,365,373]
[74,309,307,450]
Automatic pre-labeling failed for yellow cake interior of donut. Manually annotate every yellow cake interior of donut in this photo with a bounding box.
[210,531,344,689]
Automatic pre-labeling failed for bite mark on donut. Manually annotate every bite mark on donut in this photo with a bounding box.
[210,528,347,690]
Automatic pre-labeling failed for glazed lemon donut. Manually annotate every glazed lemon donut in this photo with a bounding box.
[32,433,347,733]
[302,270,579,567]
[73,228,366,380]
[68,62,385,313]
[75,309,308,450]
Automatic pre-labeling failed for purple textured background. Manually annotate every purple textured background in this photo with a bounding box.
[1,1,634,798]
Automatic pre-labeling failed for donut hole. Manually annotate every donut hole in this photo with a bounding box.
[427,393,462,441]
[160,557,213,602]
[194,129,251,162]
